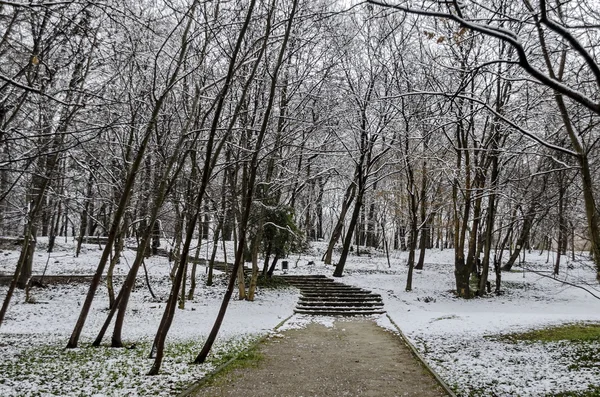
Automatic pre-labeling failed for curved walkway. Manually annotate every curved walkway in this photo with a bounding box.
[190,318,449,397]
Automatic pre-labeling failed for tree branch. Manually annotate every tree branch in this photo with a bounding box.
[538,0,600,91]
[367,0,600,115]
[0,73,80,106]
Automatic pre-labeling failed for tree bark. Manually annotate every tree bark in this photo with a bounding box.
[67,4,195,349]
[323,181,356,265]
[193,0,297,364]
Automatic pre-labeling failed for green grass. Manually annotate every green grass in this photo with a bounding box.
[256,275,291,289]
[200,343,264,389]
[546,385,600,397]
[504,323,600,343]
[214,345,263,374]
[471,324,600,397]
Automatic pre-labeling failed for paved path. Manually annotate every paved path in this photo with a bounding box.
[193,318,448,397]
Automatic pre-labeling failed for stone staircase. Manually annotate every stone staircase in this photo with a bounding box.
[279,275,385,316]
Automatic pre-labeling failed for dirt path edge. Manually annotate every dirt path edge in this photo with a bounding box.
[177,314,294,397]
[385,314,457,397]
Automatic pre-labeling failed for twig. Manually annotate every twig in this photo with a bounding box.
[522,265,600,300]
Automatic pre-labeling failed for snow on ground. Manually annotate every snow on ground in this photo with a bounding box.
[289,244,600,397]
[2,238,600,396]
[0,238,298,396]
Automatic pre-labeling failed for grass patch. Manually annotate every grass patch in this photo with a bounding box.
[205,344,264,385]
[504,323,600,343]
[431,315,460,322]
[256,275,292,289]
[547,385,600,397]
[494,323,600,389]
[502,280,534,289]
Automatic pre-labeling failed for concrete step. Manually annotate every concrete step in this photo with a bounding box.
[280,279,335,285]
[295,304,385,311]
[279,275,331,280]
[300,296,382,302]
[296,286,367,293]
[277,274,385,317]
[302,291,381,298]
[297,301,384,308]
[286,282,357,287]
[294,308,386,316]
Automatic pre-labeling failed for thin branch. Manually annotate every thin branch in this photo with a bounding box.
[522,265,600,301]
[0,73,81,106]
[367,0,600,115]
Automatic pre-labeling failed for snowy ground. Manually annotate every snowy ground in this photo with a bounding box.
[0,238,299,396]
[296,246,600,397]
[1,238,600,396]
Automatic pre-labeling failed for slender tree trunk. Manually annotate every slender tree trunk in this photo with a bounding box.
[405,192,418,291]
[502,203,538,271]
[188,234,203,299]
[148,0,263,373]
[267,254,280,277]
[67,5,195,348]
[415,154,428,270]
[554,176,566,276]
[478,148,499,296]
[247,230,262,301]
[194,0,297,364]
[333,190,363,277]
[323,181,356,264]
[106,221,126,309]
[453,118,472,299]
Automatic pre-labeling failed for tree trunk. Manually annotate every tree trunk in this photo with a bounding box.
[554,176,566,276]
[502,204,538,271]
[478,147,499,296]
[323,181,356,264]
[67,4,196,348]
[247,231,262,301]
[405,195,418,291]
[415,154,428,270]
[333,190,363,277]
[193,0,297,364]
[267,254,280,278]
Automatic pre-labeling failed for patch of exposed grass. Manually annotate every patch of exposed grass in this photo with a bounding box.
[257,275,293,289]
[493,323,600,391]
[502,280,536,289]
[431,314,459,322]
[202,344,264,388]
[547,385,600,397]
[219,345,263,372]
[504,323,600,343]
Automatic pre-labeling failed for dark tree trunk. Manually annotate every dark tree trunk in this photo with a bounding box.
[554,175,566,276]
[201,204,210,240]
[502,203,538,271]
[415,227,427,270]
[193,0,296,365]
[266,254,280,278]
[316,176,324,240]
[323,181,356,265]
[333,193,363,277]
[398,224,407,251]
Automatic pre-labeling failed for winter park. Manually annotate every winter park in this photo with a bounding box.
[2,0,600,396]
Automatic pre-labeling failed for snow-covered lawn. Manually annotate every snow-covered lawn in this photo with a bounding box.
[0,238,298,396]
[2,238,600,396]
[320,248,600,397]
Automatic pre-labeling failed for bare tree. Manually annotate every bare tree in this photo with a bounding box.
[368,0,600,281]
